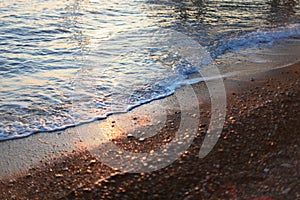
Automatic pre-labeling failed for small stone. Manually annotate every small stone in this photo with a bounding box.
[89,159,97,165]
[282,187,291,194]
[263,168,269,173]
[139,137,145,142]
[140,132,146,137]
[77,183,85,189]
[55,173,64,178]
[83,187,92,192]
[63,167,69,171]
[25,173,32,178]
[127,134,134,138]
[119,187,126,193]
[199,124,206,128]
[281,163,293,168]
[9,179,16,184]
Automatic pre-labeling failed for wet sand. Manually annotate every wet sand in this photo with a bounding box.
[0,62,299,200]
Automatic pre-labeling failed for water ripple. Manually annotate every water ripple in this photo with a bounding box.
[0,0,299,140]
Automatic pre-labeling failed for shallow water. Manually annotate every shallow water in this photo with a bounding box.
[0,0,300,140]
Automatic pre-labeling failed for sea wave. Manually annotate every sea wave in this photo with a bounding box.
[0,0,300,141]
[214,23,300,58]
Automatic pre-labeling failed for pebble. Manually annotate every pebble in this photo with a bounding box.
[77,184,85,189]
[214,164,220,169]
[63,167,69,171]
[282,187,291,194]
[119,187,126,193]
[89,159,97,165]
[263,168,270,173]
[9,179,16,184]
[127,134,134,138]
[199,124,206,128]
[140,132,146,137]
[25,173,32,178]
[280,163,293,168]
[83,187,92,192]
[55,173,64,178]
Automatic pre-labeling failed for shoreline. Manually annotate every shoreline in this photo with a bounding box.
[1,62,299,199]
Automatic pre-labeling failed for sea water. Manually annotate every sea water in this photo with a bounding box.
[0,0,300,140]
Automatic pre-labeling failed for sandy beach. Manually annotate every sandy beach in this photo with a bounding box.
[0,62,299,200]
